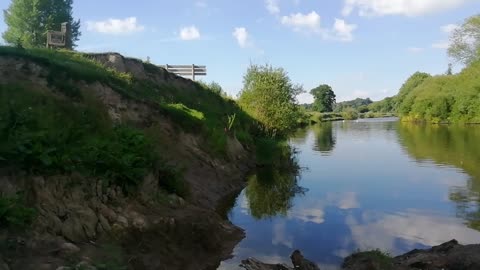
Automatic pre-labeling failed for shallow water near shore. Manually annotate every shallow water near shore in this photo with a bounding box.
[218,118,480,270]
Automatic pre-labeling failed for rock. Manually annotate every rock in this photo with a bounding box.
[76,261,97,270]
[60,242,81,255]
[61,207,98,242]
[0,257,10,270]
[99,205,117,223]
[133,216,147,230]
[62,217,85,243]
[117,215,129,228]
[56,267,72,270]
[343,239,480,270]
[240,251,319,270]
[98,214,111,232]
[290,250,320,270]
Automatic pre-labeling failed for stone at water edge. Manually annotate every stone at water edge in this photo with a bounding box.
[240,250,320,270]
[291,250,320,270]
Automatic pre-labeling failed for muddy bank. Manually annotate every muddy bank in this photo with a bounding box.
[241,240,480,270]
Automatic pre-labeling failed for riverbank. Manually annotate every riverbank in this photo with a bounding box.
[241,240,480,270]
[0,48,261,270]
[300,112,397,125]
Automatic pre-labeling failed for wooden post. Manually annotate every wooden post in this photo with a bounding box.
[192,64,195,81]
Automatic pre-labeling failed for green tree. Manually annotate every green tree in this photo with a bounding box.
[310,84,336,112]
[446,63,453,75]
[238,64,303,136]
[448,14,480,66]
[3,0,81,49]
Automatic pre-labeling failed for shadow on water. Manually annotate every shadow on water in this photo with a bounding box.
[397,122,480,231]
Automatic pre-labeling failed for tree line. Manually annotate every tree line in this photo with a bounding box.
[369,14,480,123]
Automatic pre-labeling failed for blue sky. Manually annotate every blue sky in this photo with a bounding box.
[1,0,479,102]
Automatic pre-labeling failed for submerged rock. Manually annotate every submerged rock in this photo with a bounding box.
[241,250,320,270]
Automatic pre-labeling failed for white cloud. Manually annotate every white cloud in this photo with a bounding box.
[332,19,357,42]
[281,13,357,42]
[342,0,469,17]
[233,27,252,48]
[432,41,449,49]
[441,24,460,34]
[328,192,360,210]
[407,47,425,53]
[265,0,280,15]
[86,17,144,35]
[281,11,322,33]
[179,26,201,40]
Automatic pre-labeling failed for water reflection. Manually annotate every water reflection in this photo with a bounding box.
[397,122,480,231]
[312,123,336,155]
[218,120,480,270]
[245,167,307,219]
[343,209,480,255]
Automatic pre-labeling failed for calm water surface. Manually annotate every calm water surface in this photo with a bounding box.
[218,118,480,270]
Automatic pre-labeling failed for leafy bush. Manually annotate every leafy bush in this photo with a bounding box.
[238,64,303,137]
[342,108,359,120]
[0,195,36,228]
[0,85,183,194]
[80,126,157,191]
[397,62,480,123]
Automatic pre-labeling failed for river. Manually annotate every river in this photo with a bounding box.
[218,118,480,270]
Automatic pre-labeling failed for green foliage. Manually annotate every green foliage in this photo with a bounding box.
[227,113,236,131]
[334,98,372,113]
[310,84,336,113]
[368,97,395,113]
[80,126,157,191]
[0,84,183,194]
[0,194,36,228]
[397,62,480,123]
[448,14,480,66]
[0,46,260,157]
[396,72,431,114]
[239,64,303,137]
[342,108,359,120]
[3,0,81,48]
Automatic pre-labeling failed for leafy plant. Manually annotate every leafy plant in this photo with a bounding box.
[0,194,36,228]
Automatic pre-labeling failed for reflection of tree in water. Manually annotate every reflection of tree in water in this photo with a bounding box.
[397,122,480,231]
[245,166,307,219]
[312,123,336,154]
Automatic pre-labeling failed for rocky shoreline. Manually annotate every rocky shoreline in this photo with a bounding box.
[240,240,480,270]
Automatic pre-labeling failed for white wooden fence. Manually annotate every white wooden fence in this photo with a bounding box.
[159,64,207,81]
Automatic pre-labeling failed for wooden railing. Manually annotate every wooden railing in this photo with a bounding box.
[159,64,207,81]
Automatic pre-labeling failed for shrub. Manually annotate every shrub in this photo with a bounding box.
[342,108,359,120]
[0,194,36,228]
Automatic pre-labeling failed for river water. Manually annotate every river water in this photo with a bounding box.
[218,118,480,270]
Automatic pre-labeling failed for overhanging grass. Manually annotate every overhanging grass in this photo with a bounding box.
[0,46,260,157]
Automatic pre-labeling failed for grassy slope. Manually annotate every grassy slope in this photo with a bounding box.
[0,46,262,199]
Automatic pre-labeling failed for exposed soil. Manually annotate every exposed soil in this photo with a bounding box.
[0,53,254,270]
